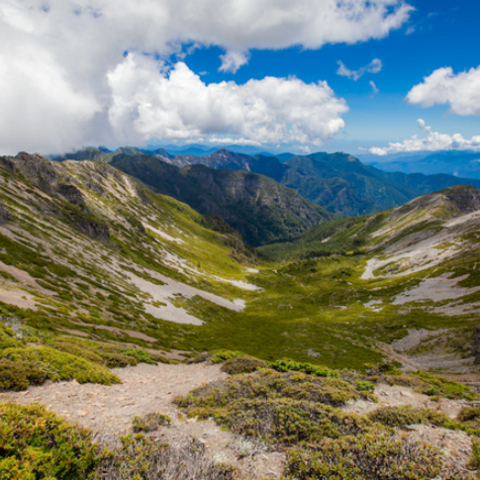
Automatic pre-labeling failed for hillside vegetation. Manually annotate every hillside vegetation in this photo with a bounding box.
[0,153,479,381]
[1,153,480,479]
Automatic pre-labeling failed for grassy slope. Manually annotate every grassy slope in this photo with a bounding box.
[0,156,479,374]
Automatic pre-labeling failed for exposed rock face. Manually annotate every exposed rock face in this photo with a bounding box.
[444,185,480,214]
[55,183,86,207]
[0,201,12,224]
[72,215,110,242]
[11,152,59,192]
[86,181,108,198]
[0,153,110,242]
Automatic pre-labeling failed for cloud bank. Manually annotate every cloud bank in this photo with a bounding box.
[369,119,480,155]
[108,56,348,146]
[0,0,412,153]
[407,66,480,116]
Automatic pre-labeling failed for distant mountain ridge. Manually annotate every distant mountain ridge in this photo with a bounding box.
[361,150,480,179]
[55,146,480,218]
[110,153,332,246]
[154,148,480,216]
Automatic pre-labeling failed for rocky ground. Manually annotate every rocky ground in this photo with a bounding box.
[1,362,284,479]
[2,362,479,478]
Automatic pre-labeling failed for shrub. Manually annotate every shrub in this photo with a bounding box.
[0,321,24,347]
[132,413,171,432]
[194,397,371,445]
[268,358,338,378]
[178,370,367,410]
[469,437,480,470]
[221,356,268,375]
[371,371,476,401]
[458,407,480,435]
[211,350,245,363]
[176,370,372,445]
[364,362,402,376]
[356,380,375,393]
[0,358,47,391]
[0,347,120,387]
[48,338,157,369]
[121,348,157,365]
[47,339,104,365]
[93,435,236,480]
[0,402,101,479]
[368,405,461,430]
[285,429,445,480]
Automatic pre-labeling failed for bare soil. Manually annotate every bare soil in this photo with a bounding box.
[1,362,285,479]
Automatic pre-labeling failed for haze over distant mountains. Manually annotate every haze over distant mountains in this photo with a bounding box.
[359,150,480,179]
[53,146,480,222]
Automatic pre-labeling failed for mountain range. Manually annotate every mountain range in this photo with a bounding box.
[54,147,480,221]
[361,150,480,179]
[2,151,480,376]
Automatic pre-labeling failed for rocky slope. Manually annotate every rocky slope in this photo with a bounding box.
[110,153,332,246]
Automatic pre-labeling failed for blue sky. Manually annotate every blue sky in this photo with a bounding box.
[1,0,479,156]
[183,0,480,153]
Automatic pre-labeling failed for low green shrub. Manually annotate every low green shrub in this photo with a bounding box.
[364,362,403,376]
[470,436,480,470]
[413,372,476,400]
[48,338,157,368]
[285,429,444,480]
[211,350,245,363]
[192,397,371,445]
[356,380,375,393]
[121,348,157,365]
[221,356,268,375]
[0,358,47,391]
[0,347,120,387]
[176,369,373,445]
[0,322,23,349]
[458,407,480,434]
[368,405,461,430]
[0,402,101,479]
[178,370,368,410]
[268,358,339,378]
[47,339,105,365]
[132,413,171,432]
[370,371,476,401]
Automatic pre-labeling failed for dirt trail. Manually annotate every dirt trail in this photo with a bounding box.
[1,362,284,479]
[2,362,477,475]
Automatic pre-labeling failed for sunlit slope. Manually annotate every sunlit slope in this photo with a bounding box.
[0,153,262,357]
[1,154,479,373]
[261,185,480,374]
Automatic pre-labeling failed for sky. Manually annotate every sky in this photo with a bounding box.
[1,0,480,156]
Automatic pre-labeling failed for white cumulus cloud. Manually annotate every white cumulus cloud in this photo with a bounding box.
[407,66,480,116]
[337,58,383,81]
[219,51,250,74]
[0,0,412,153]
[108,55,348,146]
[368,119,480,155]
